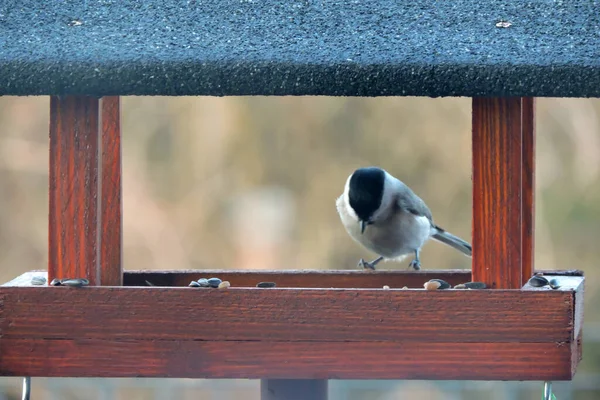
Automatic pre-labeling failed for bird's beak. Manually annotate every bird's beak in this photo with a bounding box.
[360,220,368,234]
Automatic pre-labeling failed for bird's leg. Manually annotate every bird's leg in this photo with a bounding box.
[408,249,421,270]
[358,256,383,270]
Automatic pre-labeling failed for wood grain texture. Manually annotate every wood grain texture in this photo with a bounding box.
[473,97,526,289]
[261,380,328,400]
[0,286,575,343]
[49,96,101,285]
[521,97,536,284]
[125,269,474,288]
[49,96,123,286]
[100,97,123,286]
[0,339,575,380]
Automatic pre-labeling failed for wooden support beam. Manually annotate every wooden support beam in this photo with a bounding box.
[0,275,583,380]
[472,97,535,289]
[48,96,122,286]
[521,97,536,284]
[100,97,123,286]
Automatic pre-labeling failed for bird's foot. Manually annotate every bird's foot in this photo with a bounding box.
[408,259,421,270]
[358,258,377,270]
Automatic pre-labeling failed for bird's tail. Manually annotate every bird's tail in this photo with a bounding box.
[431,226,472,257]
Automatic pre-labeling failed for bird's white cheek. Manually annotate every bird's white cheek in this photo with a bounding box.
[343,193,359,221]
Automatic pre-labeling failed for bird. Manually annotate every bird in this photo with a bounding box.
[336,166,472,270]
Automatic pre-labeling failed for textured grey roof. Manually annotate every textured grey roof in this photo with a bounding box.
[0,0,599,97]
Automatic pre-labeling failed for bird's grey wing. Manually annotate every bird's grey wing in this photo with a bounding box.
[395,185,434,222]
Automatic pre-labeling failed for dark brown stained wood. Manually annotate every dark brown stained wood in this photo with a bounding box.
[261,380,328,400]
[125,269,473,288]
[49,96,123,287]
[0,339,574,380]
[472,97,526,289]
[100,97,123,286]
[0,286,576,343]
[521,97,536,284]
[49,96,101,285]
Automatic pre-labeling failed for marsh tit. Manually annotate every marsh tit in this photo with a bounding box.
[336,167,472,270]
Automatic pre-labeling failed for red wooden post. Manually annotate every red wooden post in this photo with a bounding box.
[48,96,123,286]
[100,97,123,286]
[521,97,535,284]
[472,97,535,289]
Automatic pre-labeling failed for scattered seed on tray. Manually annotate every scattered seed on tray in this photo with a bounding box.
[382,285,390,290]
[424,279,450,290]
[31,276,47,286]
[197,278,210,287]
[528,275,549,287]
[256,281,276,288]
[424,280,441,290]
[189,281,201,287]
[50,278,62,286]
[60,278,89,287]
[218,281,231,289]
[464,282,487,289]
[453,283,467,289]
[548,279,561,290]
[207,277,222,288]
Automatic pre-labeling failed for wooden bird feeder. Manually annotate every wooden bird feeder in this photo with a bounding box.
[0,1,595,399]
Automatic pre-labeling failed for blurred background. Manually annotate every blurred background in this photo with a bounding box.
[0,95,599,399]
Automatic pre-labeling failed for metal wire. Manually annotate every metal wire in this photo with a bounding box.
[544,381,553,400]
[21,377,30,400]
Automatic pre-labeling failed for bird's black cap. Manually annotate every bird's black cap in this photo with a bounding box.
[348,167,385,223]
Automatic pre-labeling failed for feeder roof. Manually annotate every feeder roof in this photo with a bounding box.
[1,0,599,97]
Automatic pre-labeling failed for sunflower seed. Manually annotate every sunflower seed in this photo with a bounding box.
[424,280,441,290]
[207,277,222,288]
[197,278,210,287]
[218,281,231,289]
[427,279,450,289]
[548,279,561,290]
[189,281,201,287]
[256,281,276,288]
[464,281,487,289]
[31,276,47,286]
[60,278,89,287]
[528,275,549,287]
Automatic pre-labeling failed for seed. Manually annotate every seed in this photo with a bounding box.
[145,280,155,286]
[548,279,561,290]
[528,275,549,287]
[464,282,487,289]
[454,284,467,289]
[207,277,222,288]
[401,286,408,290]
[60,278,89,287]
[50,278,62,286]
[189,281,201,287]
[257,281,276,288]
[31,276,47,286]
[424,280,441,290]
[382,285,390,290]
[218,281,231,289]
[427,279,450,289]
[197,278,210,287]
